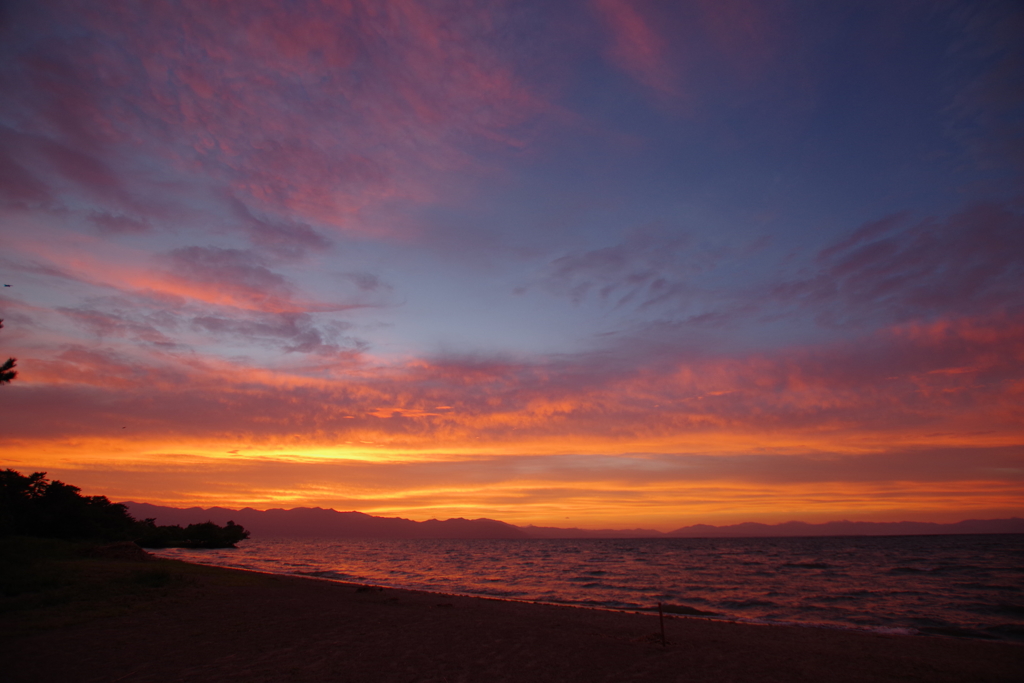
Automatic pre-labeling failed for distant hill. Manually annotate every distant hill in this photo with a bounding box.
[520,525,666,539]
[124,502,1024,539]
[665,519,1024,537]
[125,503,528,539]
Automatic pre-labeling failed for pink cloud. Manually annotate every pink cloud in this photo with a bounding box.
[159,247,294,310]
[591,0,788,106]
[3,226,373,319]
[591,0,681,100]
[2,0,555,235]
[2,306,1020,454]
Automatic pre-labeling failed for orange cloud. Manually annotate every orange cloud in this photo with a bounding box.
[5,309,1022,452]
[3,306,1021,525]
[7,447,1020,529]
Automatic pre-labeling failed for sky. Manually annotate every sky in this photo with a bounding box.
[1,0,1022,530]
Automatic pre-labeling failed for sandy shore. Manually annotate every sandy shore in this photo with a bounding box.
[5,557,1022,683]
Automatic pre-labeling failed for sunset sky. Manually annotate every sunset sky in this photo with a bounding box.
[1,0,1022,529]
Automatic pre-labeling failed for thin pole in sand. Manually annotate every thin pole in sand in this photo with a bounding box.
[658,602,667,647]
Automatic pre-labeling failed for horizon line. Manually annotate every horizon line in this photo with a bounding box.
[122,501,1023,535]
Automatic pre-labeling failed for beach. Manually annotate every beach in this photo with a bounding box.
[3,550,1022,683]
[147,533,1024,639]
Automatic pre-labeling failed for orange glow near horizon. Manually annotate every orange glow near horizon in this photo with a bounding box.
[6,438,1022,530]
[4,413,1022,529]
[4,307,1023,527]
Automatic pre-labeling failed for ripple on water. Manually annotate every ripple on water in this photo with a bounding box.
[720,599,779,609]
[151,534,1024,641]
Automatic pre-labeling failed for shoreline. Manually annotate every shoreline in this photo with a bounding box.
[146,549,1010,643]
[6,553,1022,682]
[185,560,927,634]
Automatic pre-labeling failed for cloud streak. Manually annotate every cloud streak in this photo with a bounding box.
[0,0,556,236]
[4,307,1020,452]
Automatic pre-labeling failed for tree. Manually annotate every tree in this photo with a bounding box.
[134,519,251,549]
[0,469,250,547]
[0,319,15,384]
[0,469,137,539]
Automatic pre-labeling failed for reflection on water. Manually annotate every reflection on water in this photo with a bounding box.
[153,534,1024,641]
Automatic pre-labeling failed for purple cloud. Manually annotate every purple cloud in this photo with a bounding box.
[229,196,331,258]
[191,312,367,357]
[776,203,1024,326]
[159,246,294,308]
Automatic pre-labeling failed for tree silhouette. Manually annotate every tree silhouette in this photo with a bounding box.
[134,519,251,549]
[0,469,250,547]
[0,320,16,384]
[0,469,137,539]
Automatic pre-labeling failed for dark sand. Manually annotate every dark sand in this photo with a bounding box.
[4,558,1022,683]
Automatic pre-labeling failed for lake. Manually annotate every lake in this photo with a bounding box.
[152,533,1024,641]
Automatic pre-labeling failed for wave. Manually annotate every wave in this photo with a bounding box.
[149,534,1024,642]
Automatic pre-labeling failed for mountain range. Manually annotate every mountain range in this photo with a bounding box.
[124,502,1024,539]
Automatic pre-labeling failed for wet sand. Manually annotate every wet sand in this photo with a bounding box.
[5,560,1022,683]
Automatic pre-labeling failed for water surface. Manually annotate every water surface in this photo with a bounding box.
[153,534,1024,641]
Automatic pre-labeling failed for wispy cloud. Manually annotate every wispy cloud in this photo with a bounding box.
[0,0,555,237]
[592,0,681,100]
[6,305,1020,456]
[531,201,1024,348]
[777,202,1024,325]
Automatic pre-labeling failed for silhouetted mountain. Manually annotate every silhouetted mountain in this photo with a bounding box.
[125,503,528,539]
[665,518,1024,537]
[124,502,1024,539]
[521,525,666,538]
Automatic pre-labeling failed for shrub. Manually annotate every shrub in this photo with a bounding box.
[134,520,250,549]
